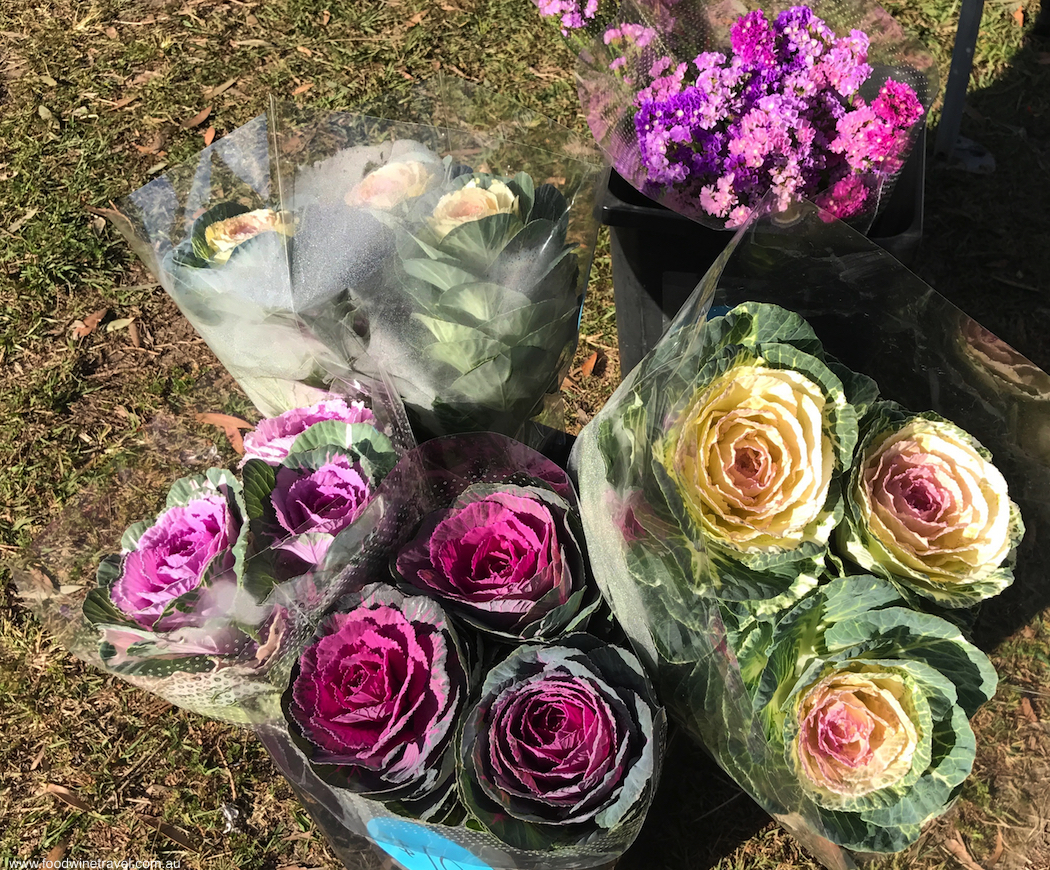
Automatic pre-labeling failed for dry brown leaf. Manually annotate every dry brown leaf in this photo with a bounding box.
[133,129,168,155]
[137,816,201,852]
[245,13,258,25]
[581,350,600,378]
[196,413,253,455]
[104,25,118,38]
[296,45,313,56]
[107,95,139,110]
[128,320,141,348]
[1013,5,1025,25]
[203,125,216,146]
[73,308,108,338]
[291,82,314,96]
[44,783,93,813]
[204,77,237,99]
[321,9,331,25]
[988,828,1005,866]
[181,106,212,129]
[128,70,161,86]
[45,841,67,864]
[7,207,38,234]
[942,836,985,870]
[1020,696,1038,722]
[406,10,428,25]
[29,746,46,771]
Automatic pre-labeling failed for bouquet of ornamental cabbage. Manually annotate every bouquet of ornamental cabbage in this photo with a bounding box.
[260,432,664,868]
[107,78,603,441]
[357,166,588,439]
[533,0,937,229]
[14,385,411,725]
[571,200,1035,865]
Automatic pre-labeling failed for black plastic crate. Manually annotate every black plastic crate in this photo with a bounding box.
[601,129,926,375]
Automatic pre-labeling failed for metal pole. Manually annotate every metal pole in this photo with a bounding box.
[934,0,986,159]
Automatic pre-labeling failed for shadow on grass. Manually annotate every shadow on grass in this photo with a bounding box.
[913,27,1050,652]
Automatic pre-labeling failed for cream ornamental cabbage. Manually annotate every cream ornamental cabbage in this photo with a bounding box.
[203,208,294,265]
[671,365,835,552]
[603,302,868,603]
[346,160,435,210]
[795,667,919,803]
[840,403,1024,608]
[428,178,520,241]
[758,576,998,852]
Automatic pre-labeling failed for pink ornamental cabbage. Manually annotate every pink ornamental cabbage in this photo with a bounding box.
[242,398,376,466]
[110,493,239,630]
[460,635,664,837]
[284,585,467,802]
[394,483,588,639]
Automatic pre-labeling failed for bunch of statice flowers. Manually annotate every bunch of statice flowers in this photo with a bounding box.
[631,7,924,225]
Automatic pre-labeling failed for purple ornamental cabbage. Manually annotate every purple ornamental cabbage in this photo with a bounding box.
[81,470,279,683]
[269,455,373,566]
[460,634,664,849]
[241,398,376,465]
[394,482,591,640]
[283,584,468,810]
[108,493,238,630]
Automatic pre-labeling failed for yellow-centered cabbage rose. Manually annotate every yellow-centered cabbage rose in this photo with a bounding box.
[346,161,434,210]
[205,209,293,265]
[428,179,519,241]
[856,419,1012,584]
[795,668,919,803]
[669,364,835,551]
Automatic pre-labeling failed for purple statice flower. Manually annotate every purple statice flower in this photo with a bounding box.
[536,0,598,33]
[604,23,658,73]
[814,173,871,219]
[873,79,925,128]
[816,30,871,97]
[831,101,910,174]
[636,56,687,104]
[629,5,924,226]
[731,10,777,69]
[700,173,737,219]
[241,398,376,466]
[604,22,657,48]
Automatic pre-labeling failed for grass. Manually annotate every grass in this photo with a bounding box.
[2,0,1050,867]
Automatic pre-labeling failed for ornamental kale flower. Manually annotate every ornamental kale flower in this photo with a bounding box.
[81,469,278,687]
[196,205,295,266]
[109,493,238,630]
[241,397,377,466]
[459,634,664,849]
[394,482,590,641]
[646,303,865,598]
[241,404,398,574]
[380,168,587,438]
[283,584,468,813]
[269,455,373,566]
[347,160,435,210]
[838,402,1024,608]
[753,575,998,851]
